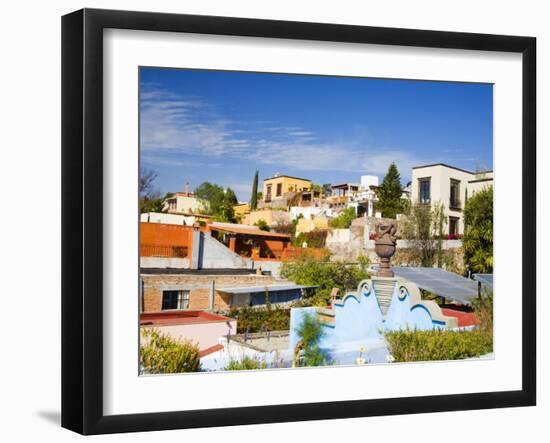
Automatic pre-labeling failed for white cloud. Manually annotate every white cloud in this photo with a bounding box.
[140,86,423,177]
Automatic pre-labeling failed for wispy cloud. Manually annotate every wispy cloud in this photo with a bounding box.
[140,85,425,177]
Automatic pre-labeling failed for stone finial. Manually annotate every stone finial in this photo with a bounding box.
[374,220,397,277]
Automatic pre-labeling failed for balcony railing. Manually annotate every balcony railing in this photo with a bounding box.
[449,200,462,211]
[141,244,188,258]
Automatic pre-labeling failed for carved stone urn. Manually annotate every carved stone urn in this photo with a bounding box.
[374,220,397,278]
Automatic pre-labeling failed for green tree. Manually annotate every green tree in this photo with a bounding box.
[463,186,493,273]
[376,163,405,218]
[250,170,259,210]
[139,168,169,213]
[329,207,357,228]
[194,182,238,222]
[280,258,369,306]
[400,203,445,267]
[295,312,326,367]
[140,329,201,374]
[194,182,224,215]
[217,187,238,222]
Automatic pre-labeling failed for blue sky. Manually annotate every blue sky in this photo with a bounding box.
[140,67,493,202]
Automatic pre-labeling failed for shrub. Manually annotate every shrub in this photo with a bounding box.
[140,329,201,374]
[463,186,493,273]
[292,229,328,248]
[329,207,357,229]
[385,328,492,362]
[226,305,290,333]
[254,219,270,231]
[225,356,267,371]
[471,289,493,336]
[280,258,369,306]
[295,312,326,367]
[399,203,446,267]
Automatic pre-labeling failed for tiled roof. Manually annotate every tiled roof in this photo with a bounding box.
[209,223,290,239]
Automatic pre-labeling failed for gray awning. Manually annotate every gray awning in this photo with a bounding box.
[393,267,478,305]
[217,284,316,295]
[473,274,493,289]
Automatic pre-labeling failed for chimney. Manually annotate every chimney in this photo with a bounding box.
[209,280,215,311]
[184,182,190,195]
[190,223,202,270]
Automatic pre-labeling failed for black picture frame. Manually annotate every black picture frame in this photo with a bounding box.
[62,8,536,435]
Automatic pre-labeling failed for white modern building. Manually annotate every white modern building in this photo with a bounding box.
[411,163,493,236]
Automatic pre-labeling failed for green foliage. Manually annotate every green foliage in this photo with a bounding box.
[273,221,296,236]
[329,207,357,229]
[463,187,493,273]
[295,312,326,367]
[400,203,446,267]
[471,289,493,336]
[225,356,267,371]
[194,182,238,222]
[140,329,201,374]
[254,219,270,231]
[386,289,493,363]
[292,229,328,248]
[226,305,290,333]
[140,194,167,213]
[280,258,369,306]
[375,163,405,219]
[250,170,259,210]
[357,254,370,273]
[385,329,492,362]
[139,168,169,213]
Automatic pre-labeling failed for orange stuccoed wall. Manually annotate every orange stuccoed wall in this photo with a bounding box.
[140,223,193,256]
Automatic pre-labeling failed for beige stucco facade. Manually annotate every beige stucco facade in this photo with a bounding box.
[263,175,311,204]
[164,193,205,214]
[411,164,493,235]
[296,217,329,234]
[242,209,290,227]
[233,203,250,218]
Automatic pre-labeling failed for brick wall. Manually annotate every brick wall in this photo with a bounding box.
[141,273,279,312]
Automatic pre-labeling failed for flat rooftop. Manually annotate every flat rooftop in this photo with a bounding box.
[140,268,257,275]
[140,310,234,326]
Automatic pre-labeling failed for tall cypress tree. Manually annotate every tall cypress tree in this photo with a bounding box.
[250,170,259,210]
[376,163,404,219]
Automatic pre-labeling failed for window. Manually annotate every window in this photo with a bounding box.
[449,216,459,236]
[418,178,431,204]
[450,179,461,209]
[162,290,190,310]
[276,183,283,197]
[265,184,272,202]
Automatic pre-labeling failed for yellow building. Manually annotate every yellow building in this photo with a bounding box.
[263,174,312,204]
[233,203,250,218]
[296,217,329,234]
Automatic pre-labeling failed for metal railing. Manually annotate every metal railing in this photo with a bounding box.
[140,244,188,258]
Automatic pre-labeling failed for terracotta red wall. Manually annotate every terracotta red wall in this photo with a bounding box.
[140,223,193,256]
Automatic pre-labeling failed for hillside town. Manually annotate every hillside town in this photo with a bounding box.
[139,161,494,373]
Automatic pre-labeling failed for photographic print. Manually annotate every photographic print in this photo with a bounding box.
[138,67,494,375]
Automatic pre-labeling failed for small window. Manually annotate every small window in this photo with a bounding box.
[449,217,459,236]
[265,184,272,202]
[162,290,190,310]
[450,179,461,209]
[418,178,431,204]
[276,183,283,197]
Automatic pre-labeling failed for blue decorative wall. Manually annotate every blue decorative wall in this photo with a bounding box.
[288,278,449,365]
